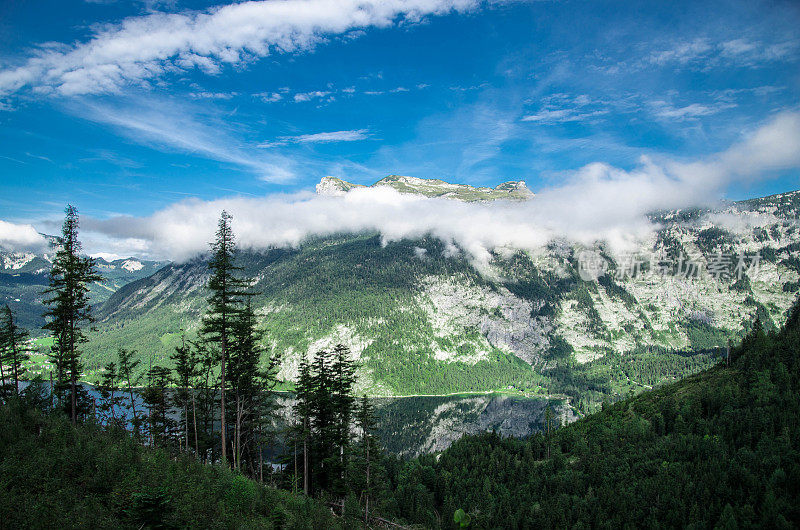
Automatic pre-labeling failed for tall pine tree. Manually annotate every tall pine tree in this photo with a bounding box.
[200,211,248,465]
[42,205,102,424]
[292,355,313,495]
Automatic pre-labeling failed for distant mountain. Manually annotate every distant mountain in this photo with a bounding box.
[316,174,534,201]
[79,178,800,411]
[0,242,167,330]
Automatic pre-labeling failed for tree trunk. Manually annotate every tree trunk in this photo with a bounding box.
[258,439,263,483]
[70,318,76,425]
[365,441,370,524]
[0,359,6,401]
[293,440,298,494]
[235,392,242,471]
[221,332,227,465]
[192,389,199,457]
[303,416,309,495]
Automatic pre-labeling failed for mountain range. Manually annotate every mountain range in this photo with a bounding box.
[8,177,800,413]
[0,242,166,330]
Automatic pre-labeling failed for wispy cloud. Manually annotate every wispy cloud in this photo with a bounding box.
[188,91,237,100]
[521,108,608,123]
[650,101,736,121]
[645,37,799,70]
[258,129,370,147]
[0,0,481,98]
[76,97,296,182]
[521,93,609,124]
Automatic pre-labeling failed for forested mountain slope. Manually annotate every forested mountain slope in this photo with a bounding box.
[383,299,800,528]
[78,181,800,404]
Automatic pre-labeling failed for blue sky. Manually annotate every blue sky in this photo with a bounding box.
[0,0,799,232]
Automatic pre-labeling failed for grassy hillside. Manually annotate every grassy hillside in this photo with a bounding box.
[383,300,800,528]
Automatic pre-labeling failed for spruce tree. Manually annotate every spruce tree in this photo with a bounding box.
[229,297,281,477]
[42,205,102,424]
[0,305,31,397]
[117,348,143,438]
[310,348,338,493]
[200,211,248,465]
[293,355,314,495]
[353,394,381,523]
[97,361,123,427]
[171,335,198,454]
[142,365,175,449]
[331,344,357,494]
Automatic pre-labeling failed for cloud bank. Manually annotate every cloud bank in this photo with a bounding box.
[0,220,49,253]
[0,0,479,97]
[67,111,800,264]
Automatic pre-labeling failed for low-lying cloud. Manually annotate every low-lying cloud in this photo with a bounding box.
[65,111,800,264]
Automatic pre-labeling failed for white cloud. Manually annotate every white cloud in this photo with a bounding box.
[0,220,49,252]
[293,91,332,103]
[259,129,370,147]
[74,111,800,264]
[0,0,480,97]
[188,91,236,99]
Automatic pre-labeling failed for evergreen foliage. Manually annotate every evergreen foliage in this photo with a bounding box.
[0,305,31,397]
[42,205,102,424]
[200,210,250,465]
[0,400,348,529]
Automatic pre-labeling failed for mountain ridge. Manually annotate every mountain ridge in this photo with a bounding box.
[316,175,535,201]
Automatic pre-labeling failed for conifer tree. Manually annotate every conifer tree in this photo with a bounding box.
[293,355,313,495]
[97,361,123,427]
[117,348,143,438]
[310,348,338,493]
[201,211,248,465]
[353,394,381,523]
[0,305,31,397]
[171,335,198,454]
[142,365,175,449]
[42,205,102,424]
[331,344,357,494]
[229,297,281,477]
